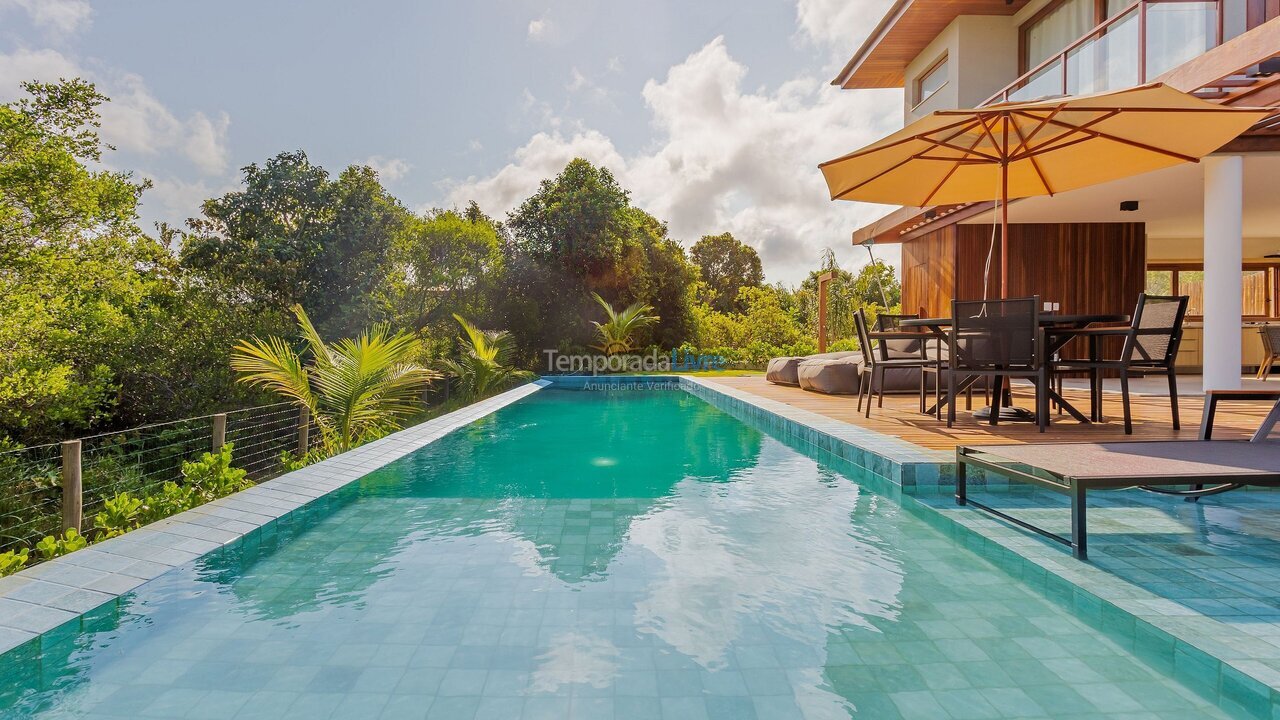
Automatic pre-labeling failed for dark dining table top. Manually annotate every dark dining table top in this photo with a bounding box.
[900,313,1130,329]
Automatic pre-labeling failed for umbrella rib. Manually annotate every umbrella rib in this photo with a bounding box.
[1008,109,1119,160]
[1014,110,1202,163]
[1009,106,1063,158]
[817,115,981,167]
[920,125,991,207]
[973,113,1007,163]
[1009,116,1053,196]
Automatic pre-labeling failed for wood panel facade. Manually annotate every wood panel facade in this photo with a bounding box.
[901,222,1146,350]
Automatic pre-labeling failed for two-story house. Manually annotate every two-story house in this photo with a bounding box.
[834,0,1279,389]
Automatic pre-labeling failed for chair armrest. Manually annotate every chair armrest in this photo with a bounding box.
[1046,327,1130,337]
[867,331,930,340]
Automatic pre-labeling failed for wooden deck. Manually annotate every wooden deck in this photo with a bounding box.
[705,376,1276,451]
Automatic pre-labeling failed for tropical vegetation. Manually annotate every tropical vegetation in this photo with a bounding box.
[231,306,439,453]
[2,77,899,452]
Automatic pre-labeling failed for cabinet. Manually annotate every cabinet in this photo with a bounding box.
[1173,325,1272,372]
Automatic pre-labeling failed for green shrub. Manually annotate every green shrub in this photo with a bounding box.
[35,529,86,560]
[182,444,252,501]
[93,493,144,539]
[141,482,198,525]
[0,548,29,577]
[280,448,327,472]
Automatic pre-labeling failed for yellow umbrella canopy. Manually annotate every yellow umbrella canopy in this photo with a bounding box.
[820,83,1268,207]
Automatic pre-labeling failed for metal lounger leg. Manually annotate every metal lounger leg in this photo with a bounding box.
[1071,483,1087,560]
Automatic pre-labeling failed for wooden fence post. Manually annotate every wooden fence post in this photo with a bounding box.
[297,406,310,457]
[211,413,227,453]
[61,440,82,533]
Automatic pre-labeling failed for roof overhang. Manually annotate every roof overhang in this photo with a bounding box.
[833,0,1032,89]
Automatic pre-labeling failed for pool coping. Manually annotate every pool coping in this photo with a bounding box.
[678,374,1280,717]
[0,380,551,657]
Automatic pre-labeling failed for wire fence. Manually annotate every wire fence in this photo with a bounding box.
[0,402,313,553]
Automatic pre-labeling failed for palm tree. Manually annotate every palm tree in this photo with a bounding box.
[591,292,658,355]
[231,305,438,453]
[440,314,534,400]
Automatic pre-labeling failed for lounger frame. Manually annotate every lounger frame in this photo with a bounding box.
[955,445,1280,560]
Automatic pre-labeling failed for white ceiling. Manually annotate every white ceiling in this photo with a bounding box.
[962,154,1280,239]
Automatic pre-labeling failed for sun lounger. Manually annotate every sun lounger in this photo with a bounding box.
[955,441,1280,560]
[955,390,1280,560]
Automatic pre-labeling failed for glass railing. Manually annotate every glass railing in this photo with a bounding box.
[988,0,1226,105]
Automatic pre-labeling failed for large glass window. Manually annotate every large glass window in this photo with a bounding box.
[1146,264,1277,319]
[1023,0,1096,70]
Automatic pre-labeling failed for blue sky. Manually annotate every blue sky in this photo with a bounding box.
[0,0,902,284]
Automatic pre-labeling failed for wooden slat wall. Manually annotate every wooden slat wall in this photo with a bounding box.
[900,224,956,317]
[901,221,1146,328]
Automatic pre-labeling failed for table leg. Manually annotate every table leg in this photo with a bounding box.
[1251,399,1280,442]
[1199,394,1217,441]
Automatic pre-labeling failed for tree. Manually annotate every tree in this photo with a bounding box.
[690,232,764,314]
[230,305,437,453]
[507,158,629,281]
[180,152,411,336]
[390,208,503,341]
[0,79,159,442]
[497,160,697,357]
[440,315,533,400]
[590,293,658,355]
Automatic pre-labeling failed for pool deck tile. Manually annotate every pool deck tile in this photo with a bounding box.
[0,379,551,657]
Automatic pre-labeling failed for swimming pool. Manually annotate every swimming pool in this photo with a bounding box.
[0,387,1234,718]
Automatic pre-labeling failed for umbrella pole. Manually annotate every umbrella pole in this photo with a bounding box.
[1000,160,1008,299]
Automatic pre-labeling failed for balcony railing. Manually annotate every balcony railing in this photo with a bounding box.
[983,0,1228,105]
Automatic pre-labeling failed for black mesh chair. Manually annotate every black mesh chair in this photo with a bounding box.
[853,309,935,417]
[875,314,922,359]
[1051,294,1189,434]
[946,297,1050,432]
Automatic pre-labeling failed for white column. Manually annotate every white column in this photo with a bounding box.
[1202,155,1244,392]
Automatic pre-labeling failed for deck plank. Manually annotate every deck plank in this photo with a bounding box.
[704,376,1275,451]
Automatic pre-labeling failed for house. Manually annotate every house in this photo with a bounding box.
[835,0,1280,389]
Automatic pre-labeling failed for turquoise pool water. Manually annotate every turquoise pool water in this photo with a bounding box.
[0,389,1233,719]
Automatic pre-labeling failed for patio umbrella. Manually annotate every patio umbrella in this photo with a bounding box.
[819,83,1270,297]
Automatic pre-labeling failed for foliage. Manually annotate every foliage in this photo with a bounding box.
[140,482,198,525]
[181,153,413,338]
[389,206,503,343]
[93,493,144,540]
[690,233,764,314]
[497,160,697,357]
[590,293,658,355]
[35,529,86,561]
[0,548,28,577]
[440,315,535,401]
[180,444,252,501]
[232,305,438,453]
[280,448,328,472]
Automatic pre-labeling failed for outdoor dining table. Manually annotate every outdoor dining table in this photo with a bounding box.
[900,313,1130,423]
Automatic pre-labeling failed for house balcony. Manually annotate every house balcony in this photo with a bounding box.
[984,0,1248,105]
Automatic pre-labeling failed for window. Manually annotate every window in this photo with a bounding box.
[1146,264,1277,319]
[913,55,948,108]
[1022,0,1096,71]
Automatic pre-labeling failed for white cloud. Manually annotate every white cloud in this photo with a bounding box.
[0,0,92,37]
[362,155,412,183]
[0,48,232,177]
[443,37,901,284]
[527,16,550,41]
[794,0,894,54]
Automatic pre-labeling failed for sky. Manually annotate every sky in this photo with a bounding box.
[0,0,904,285]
